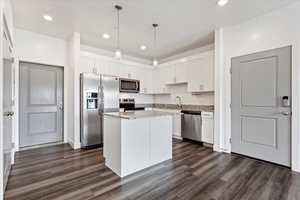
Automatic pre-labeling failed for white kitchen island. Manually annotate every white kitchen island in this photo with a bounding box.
[103,111,174,177]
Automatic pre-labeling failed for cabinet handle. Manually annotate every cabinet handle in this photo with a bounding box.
[200,84,204,90]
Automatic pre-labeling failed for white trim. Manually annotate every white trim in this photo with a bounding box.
[0,2,4,199]
[157,50,215,68]
[160,44,215,63]
[214,29,228,153]
[67,137,80,150]
[291,42,300,172]
[172,135,183,140]
[80,50,154,69]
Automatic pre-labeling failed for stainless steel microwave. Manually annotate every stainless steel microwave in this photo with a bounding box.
[119,78,140,93]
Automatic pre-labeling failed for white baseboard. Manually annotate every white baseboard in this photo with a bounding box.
[172,135,183,140]
[68,138,81,150]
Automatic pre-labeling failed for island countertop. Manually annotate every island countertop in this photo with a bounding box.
[104,110,179,120]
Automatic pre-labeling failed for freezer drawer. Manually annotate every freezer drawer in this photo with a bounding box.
[181,111,202,142]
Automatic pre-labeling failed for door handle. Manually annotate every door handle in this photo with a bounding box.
[276,111,291,116]
[58,104,64,111]
[3,112,10,117]
[3,111,14,119]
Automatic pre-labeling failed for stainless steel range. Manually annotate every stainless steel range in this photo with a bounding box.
[119,98,145,111]
[80,73,119,149]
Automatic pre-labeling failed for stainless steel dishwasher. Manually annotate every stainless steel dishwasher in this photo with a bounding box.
[181,110,202,142]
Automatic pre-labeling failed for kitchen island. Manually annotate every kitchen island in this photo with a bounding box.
[103,111,174,177]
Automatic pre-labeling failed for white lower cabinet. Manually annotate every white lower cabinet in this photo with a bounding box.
[201,112,214,144]
[104,115,172,177]
[152,109,181,138]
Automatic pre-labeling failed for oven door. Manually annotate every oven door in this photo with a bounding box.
[120,78,140,93]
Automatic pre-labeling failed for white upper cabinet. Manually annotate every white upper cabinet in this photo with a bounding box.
[79,55,96,73]
[187,54,214,92]
[175,63,187,84]
[80,50,214,95]
[163,65,176,84]
[96,58,120,76]
[163,63,187,85]
[119,64,132,78]
[152,67,170,94]
[139,67,153,94]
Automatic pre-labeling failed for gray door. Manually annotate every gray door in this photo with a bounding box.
[20,62,63,147]
[3,31,14,190]
[231,46,291,167]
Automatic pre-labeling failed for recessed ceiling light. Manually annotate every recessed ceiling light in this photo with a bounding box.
[43,15,53,21]
[140,45,147,51]
[102,33,110,39]
[217,0,229,6]
[180,58,187,63]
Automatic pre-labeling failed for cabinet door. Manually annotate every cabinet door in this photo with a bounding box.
[187,55,214,92]
[201,55,214,91]
[140,68,153,94]
[175,62,187,83]
[122,119,150,175]
[79,56,96,73]
[97,60,120,76]
[173,115,181,137]
[152,67,169,94]
[150,116,172,165]
[187,59,202,92]
[162,65,175,84]
[135,67,145,93]
[119,64,131,78]
[201,114,214,144]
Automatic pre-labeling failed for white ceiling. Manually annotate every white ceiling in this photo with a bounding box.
[11,0,299,60]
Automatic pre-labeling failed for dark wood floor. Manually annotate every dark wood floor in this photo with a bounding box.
[4,140,300,200]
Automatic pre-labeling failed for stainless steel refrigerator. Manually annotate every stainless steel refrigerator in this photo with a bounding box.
[80,73,119,148]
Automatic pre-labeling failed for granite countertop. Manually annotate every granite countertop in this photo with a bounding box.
[136,104,214,112]
[104,110,179,120]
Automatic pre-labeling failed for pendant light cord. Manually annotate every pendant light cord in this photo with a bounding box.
[117,9,120,49]
[153,24,158,62]
[115,5,122,50]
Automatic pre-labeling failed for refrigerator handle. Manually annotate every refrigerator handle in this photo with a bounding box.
[98,85,104,115]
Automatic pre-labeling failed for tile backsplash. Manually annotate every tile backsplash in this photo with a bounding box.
[154,84,214,105]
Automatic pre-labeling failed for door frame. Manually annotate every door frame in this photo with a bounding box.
[16,61,65,149]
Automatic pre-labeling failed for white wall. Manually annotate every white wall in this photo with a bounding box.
[154,85,214,105]
[14,29,69,149]
[66,32,81,149]
[215,1,300,172]
[15,29,67,66]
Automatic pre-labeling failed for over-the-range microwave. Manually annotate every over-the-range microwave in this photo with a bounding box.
[119,78,140,93]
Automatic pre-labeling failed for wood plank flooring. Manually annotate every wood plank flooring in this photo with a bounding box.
[4,140,300,200]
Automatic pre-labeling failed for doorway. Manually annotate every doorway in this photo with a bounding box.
[231,46,291,167]
[19,62,64,148]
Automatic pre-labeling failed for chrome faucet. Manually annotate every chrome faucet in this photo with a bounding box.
[175,96,183,109]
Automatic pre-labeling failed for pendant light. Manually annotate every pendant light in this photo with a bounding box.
[114,5,122,60]
[152,24,159,66]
